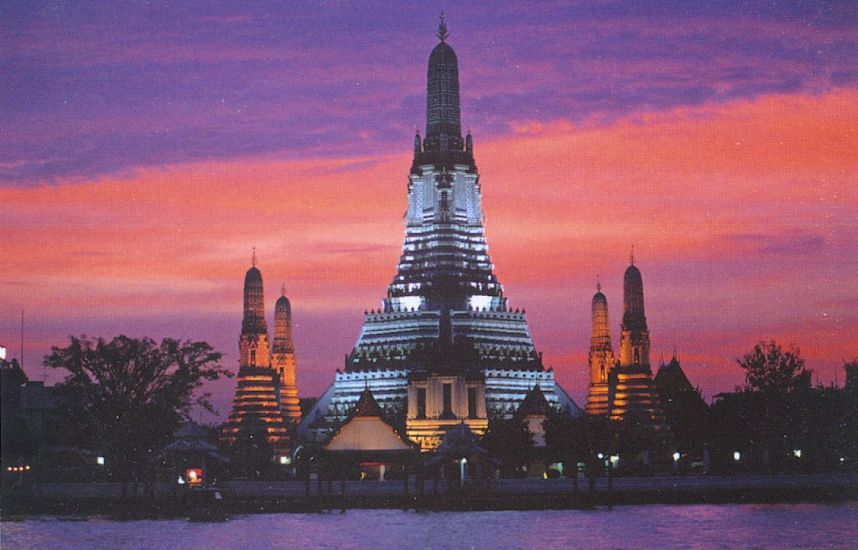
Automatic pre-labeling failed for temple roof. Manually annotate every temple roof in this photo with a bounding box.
[655,356,696,394]
[517,384,552,417]
[353,387,384,417]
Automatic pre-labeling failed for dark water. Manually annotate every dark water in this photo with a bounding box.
[3,504,857,549]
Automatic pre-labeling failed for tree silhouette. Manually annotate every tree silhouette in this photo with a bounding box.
[44,335,229,479]
[481,416,533,477]
[739,340,811,395]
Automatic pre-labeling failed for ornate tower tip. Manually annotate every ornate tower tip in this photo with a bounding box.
[252,246,257,267]
[437,11,449,42]
[630,245,635,266]
[281,283,286,296]
[596,274,601,292]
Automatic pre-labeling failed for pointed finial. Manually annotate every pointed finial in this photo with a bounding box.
[596,274,601,292]
[630,245,635,266]
[437,11,449,42]
[281,283,286,297]
[252,246,257,267]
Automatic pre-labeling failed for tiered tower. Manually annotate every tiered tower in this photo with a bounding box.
[222,254,290,451]
[585,279,615,415]
[273,286,302,424]
[299,16,578,444]
[610,252,665,425]
[349,15,536,369]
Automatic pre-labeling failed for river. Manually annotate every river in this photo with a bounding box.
[2,503,856,549]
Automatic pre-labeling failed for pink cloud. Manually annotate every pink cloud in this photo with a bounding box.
[2,89,856,412]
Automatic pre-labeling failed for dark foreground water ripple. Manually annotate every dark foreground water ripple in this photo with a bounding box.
[3,503,857,549]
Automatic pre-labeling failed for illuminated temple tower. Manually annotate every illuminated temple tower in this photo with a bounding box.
[273,286,302,424]
[585,279,615,415]
[608,253,666,425]
[222,253,290,451]
[299,16,578,448]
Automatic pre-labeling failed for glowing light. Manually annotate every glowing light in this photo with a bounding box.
[468,295,494,310]
[185,468,203,484]
[177,476,185,485]
[609,455,619,466]
[397,296,423,311]
[793,449,802,458]
[280,455,292,465]
[673,452,681,462]
[96,456,105,465]
[733,451,741,462]
[597,453,604,460]
[0,346,6,360]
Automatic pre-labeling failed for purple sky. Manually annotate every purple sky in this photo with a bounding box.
[2,2,857,421]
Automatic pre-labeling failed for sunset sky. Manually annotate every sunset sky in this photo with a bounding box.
[2,2,856,421]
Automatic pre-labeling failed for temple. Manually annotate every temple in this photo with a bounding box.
[299,16,579,450]
[584,252,667,428]
[610,253,666,425]
[222,252,300,453]
[585,278,614,415]
[273,286,302,424]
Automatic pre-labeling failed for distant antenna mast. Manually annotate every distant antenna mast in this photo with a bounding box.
[20,309,24,369]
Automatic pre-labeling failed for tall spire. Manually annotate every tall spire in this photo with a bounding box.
[424,13,463,156]
[437,11,449,42]
[252,245,257,267]
[242,255,266,336]
[630,245,635,266]
[273,286,301,424]
[586,279,614,415]
[621,258,649,364]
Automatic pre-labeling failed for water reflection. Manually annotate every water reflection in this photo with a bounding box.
[2,504,857,549]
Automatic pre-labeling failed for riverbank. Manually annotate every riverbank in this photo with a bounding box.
[2,474,856,518]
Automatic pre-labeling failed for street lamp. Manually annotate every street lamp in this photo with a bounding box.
[673,452,681,462]
[733,451,741,462]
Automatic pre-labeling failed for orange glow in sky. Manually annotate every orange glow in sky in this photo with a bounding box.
[2,88,856,416]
